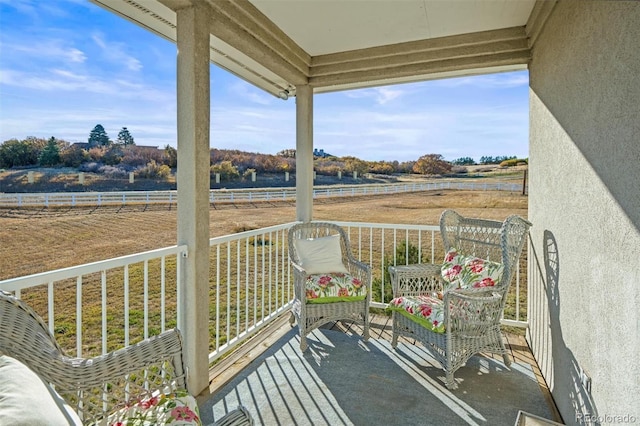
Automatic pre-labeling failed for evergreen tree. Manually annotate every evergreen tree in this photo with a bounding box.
[116,127,135,145]
[452,157,476,165]
[38,137,61,166]
[164,145,177,168]
[88,124,110,147]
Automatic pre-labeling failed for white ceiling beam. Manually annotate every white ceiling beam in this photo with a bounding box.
[309,50,530,89]
[94,0,537,96]
[215,0,310,73]
[157,0,191,10]
[204,1,308,85]
[311,38,529,78]
[312,27,527,67]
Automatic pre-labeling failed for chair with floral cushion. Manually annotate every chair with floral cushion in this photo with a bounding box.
[288,221,371,351]
[387,210,531,389]
[0,290,253,426]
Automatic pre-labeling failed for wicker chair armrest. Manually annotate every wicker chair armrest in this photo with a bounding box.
[344,257,371,285]
[443,290,503,334]
[51,329,187,424]
[388,263,443,296]
[60,328,185,389]
[291,261,306,275]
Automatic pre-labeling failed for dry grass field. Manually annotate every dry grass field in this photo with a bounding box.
[0,189,528,354]
[0,189,527,281]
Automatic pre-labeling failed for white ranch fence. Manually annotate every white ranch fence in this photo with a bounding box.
[0,181,523,208]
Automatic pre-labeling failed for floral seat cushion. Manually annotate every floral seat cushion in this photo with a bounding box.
[387,250,504,333]
[441,248,504,290]
[387,294,445,333]
[103,390,201,426]
[305,272,367,304]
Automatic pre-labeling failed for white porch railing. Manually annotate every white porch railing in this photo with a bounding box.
[206,223,295,363]
[0,221,528,363]
[335,221,528,329]
[0,245,187,358]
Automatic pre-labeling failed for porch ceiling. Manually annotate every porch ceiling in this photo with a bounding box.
[91,0,553,97]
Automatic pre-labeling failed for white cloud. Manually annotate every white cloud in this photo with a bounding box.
[91,32,142,72]
[0,0,93,18]
[311,96,528,161]
[226,81,274,106]
[435,71,529,89]
[345,86,407,105]
[0,68,172,104]
[3,38,87,64]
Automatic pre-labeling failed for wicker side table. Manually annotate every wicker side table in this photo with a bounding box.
[388,263,443,296]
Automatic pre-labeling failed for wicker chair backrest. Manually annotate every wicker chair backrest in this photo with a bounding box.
[0,291,67,384]
[439,209,532,293]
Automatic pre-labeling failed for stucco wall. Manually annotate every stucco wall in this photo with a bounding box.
[528,1,640,424]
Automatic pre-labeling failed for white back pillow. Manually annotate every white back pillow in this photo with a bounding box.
[294,234,349,275]
[0,355,83,425]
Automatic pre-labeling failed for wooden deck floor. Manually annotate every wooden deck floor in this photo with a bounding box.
[206,313,562,424]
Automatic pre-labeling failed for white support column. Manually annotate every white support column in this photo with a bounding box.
[176,4,210,396]
[296,84,313,222]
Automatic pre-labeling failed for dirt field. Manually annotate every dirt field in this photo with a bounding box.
[0,189,527,281]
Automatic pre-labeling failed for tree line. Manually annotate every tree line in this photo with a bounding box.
[0,126,525,180]
[451,155,519,165]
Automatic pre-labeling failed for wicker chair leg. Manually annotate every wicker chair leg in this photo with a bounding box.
[214,405,254,426]
[363,312,370,341]
[299,333,308,351]
[288,312,295,327]
[390,313,399,348]
[445,371,457,390]
[503,353,512,367]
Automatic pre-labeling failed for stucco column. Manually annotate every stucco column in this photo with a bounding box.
[176,4,210,395]
[295,84,313,222]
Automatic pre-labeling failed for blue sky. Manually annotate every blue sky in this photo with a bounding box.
[0,0,529,162]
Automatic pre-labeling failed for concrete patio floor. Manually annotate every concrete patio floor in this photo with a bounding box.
[198,313,562,426]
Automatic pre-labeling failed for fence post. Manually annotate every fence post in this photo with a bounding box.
[78,172,85,185]
[27,171,35,184]
[129,172,135,183]
[215,173,220,183]
[338,171,342,180]
[285,172,289,182]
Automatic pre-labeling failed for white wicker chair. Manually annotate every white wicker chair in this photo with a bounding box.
[0,290,252,426]
[288,222,371,351]
[388,210,532,389]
